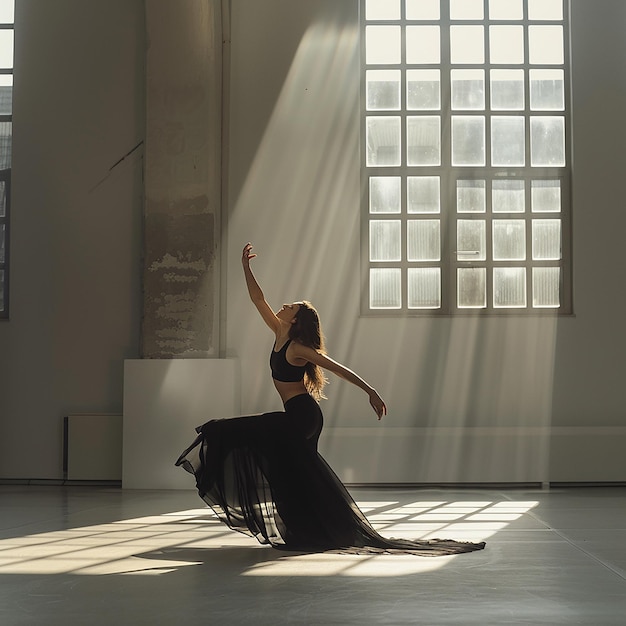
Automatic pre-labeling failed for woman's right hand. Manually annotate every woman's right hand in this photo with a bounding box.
[369,390,387,421]
[242,242,257,266]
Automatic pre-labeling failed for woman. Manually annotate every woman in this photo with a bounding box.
[175,243,485,555]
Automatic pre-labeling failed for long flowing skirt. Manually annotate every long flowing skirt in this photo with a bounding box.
[175,393,485,556]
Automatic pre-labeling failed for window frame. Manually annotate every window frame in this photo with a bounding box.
[0,173,9,318]
[0,9,13,320]
[360,0,573,316]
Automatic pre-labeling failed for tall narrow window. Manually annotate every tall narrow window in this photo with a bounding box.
[0,0,13,319]
[362,0,571,314]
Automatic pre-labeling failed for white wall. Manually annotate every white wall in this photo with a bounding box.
[0,0,145,478]
[2,0,626,483]
[225,0,626,483]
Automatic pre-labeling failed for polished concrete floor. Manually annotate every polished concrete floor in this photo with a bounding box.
[1,485,625,625]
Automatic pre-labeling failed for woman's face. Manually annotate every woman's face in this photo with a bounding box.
[276,303,301,324]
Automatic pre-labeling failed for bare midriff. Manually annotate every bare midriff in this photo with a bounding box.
[273,378,308,404]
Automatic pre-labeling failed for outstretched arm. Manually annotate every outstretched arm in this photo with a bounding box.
[242,243,280,333]
[291,343,387,420]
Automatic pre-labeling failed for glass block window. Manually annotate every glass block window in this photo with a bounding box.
[362,0,571,314]
[0,0,13,319]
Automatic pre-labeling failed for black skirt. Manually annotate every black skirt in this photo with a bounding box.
[175,393,485,556]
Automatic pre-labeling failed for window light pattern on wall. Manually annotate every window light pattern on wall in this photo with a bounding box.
[362,0,571,314]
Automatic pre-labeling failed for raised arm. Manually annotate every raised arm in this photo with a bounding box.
[291,343,387,420]
[242,243,280,333]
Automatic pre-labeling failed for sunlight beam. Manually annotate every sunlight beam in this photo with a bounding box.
[0,498,537,577]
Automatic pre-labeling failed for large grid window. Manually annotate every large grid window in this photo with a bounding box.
[361,0,571,314]
[0,0,12,319]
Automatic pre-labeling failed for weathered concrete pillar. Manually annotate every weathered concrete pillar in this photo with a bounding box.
[143,0,223,357]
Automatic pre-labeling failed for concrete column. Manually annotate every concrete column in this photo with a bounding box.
[143,0,223,357]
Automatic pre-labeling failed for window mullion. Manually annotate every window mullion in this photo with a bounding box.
[440,2,452,313]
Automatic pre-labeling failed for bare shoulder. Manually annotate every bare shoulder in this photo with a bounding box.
[289,341,319,358]
[290,342,340,368]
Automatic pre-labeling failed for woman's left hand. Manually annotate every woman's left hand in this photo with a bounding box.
[369,391,387,420]
[242,242,257,266]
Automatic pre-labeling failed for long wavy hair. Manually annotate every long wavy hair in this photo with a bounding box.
[288,301,328,401]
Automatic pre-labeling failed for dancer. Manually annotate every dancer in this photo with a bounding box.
[175,243,485,555]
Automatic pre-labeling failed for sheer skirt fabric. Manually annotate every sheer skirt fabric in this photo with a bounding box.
[175,393,485,556]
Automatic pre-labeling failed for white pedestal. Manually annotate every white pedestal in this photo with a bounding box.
[123,359,238,489]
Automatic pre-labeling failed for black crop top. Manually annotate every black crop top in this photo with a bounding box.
[270,339,306,382]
